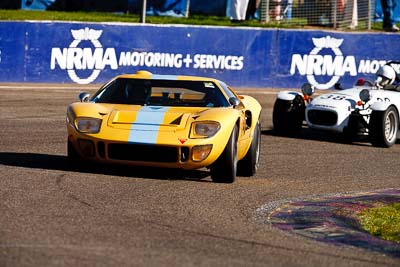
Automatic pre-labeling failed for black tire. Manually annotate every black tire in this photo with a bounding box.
[238,120,261,177]
[67,140,82,162]
[369,106,399,147]
[211,125,238,183]
[272,96,305,136]
[342,114,360,143]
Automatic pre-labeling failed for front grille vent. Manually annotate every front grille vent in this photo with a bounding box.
[308,110,337,126]
[108,143,179,163]
[97,142,105,158]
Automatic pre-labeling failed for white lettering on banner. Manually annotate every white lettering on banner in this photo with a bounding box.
[51,48,118,70]
[358,60,387,74]
[193,55,244,70]
[119,52,183,68]
[183,54,192,68]
[291,55,353,76]
[0,49,2,63]
[50,27,245,84]
[290,35,393,90]
[118,52,243,70]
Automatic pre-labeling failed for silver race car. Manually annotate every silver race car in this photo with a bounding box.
[273,61,400,147]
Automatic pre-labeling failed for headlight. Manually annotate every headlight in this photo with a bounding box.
[359,89,371,102]
[75,118,102,133]
[191,121,220,138]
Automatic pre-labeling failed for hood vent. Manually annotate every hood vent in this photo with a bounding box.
[170,115,183,125]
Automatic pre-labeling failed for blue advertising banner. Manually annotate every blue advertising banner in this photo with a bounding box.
[0,21,400,89]
[276,30,400,89]
[0,22,26,81]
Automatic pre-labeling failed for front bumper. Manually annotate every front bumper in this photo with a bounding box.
[66,118,227,170]
[68,134,219,170]
[306,108,369,134]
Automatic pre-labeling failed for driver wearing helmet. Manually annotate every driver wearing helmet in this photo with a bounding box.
[375,64,400,90]
[124,81,152,105]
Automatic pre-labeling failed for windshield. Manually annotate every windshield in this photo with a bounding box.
[91,78,230,107]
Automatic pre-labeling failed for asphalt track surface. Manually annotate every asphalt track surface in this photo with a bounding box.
[1,83,400,267]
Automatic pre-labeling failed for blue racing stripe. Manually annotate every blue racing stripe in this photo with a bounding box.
[151,74,178,80]
[128,106,169,144]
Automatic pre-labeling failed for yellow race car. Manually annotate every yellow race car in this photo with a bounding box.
[66,70,262,183]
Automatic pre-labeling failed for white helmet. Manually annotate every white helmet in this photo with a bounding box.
[376,65,396,87]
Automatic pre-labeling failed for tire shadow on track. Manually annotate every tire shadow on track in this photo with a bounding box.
[261,128,382,147]
[0,152,212,182]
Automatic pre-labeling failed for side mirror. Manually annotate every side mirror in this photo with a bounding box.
[229,97,241,107]
[79,92,90,102]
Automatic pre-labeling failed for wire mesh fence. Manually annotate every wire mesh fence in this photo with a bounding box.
[259,0,375,30]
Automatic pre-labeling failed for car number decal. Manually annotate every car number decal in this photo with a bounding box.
[319,94,346,100]
[377,97,390,102]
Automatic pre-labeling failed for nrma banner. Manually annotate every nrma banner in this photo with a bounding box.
[0,21,399,89]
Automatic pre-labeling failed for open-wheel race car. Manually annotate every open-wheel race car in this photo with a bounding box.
[66,70,262,183]
[273,61,400,147]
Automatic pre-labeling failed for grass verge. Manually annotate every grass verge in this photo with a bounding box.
[0,9,384,31]
[358,203,400,243]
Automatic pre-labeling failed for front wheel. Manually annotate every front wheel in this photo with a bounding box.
[238,120,261,177]
[67,140,80,160]
[342,114,362,143]
[369,106,399,147]
[210,125,238,183]
[272,96,305,136]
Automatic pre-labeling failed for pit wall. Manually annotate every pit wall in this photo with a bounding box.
[0,21,399,89]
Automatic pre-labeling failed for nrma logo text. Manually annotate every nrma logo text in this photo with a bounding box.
[290,36,390,89]
[50,27,117,84]
[50,27,245,85]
